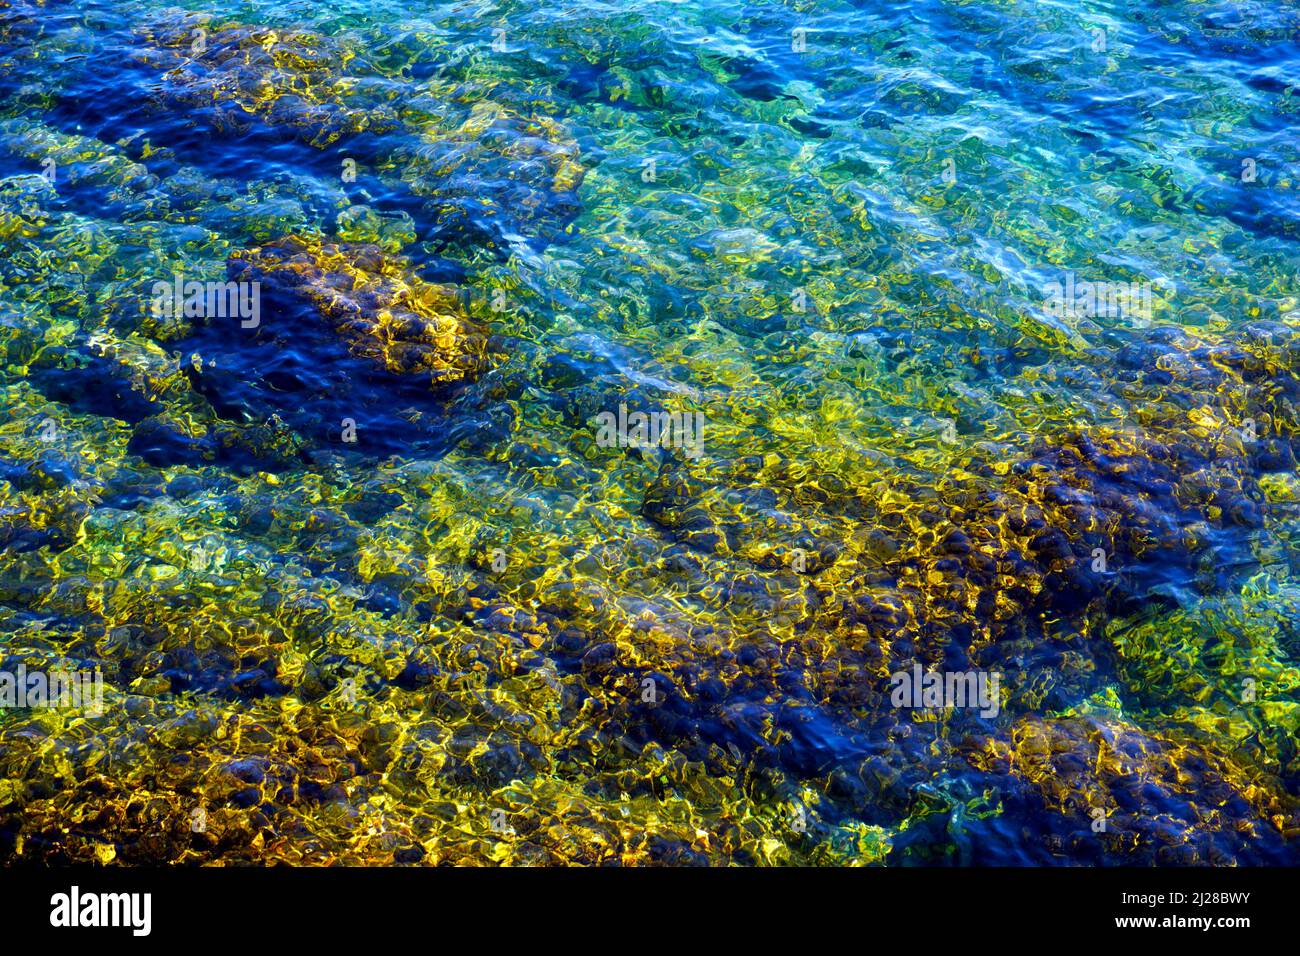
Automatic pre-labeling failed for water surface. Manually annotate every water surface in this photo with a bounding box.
[0,0,1298,865]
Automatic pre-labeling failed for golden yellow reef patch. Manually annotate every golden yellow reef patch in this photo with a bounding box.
[229,236,490,385]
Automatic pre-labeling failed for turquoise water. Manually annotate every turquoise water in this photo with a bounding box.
[0,0,1298,865]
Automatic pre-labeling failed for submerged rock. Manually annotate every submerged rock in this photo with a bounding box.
[228,236,490,386]
[389,102,587,251]
[961,715,1300,865]
[136,18,400,147]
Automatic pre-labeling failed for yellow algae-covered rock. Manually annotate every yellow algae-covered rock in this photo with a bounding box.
[0,118,158,203]
[402,101,586,198]
[136,16,400,146]
[389,101,587,248]
[966,715,1300,864]
[228,236,490,386]
[0,175,49,245]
